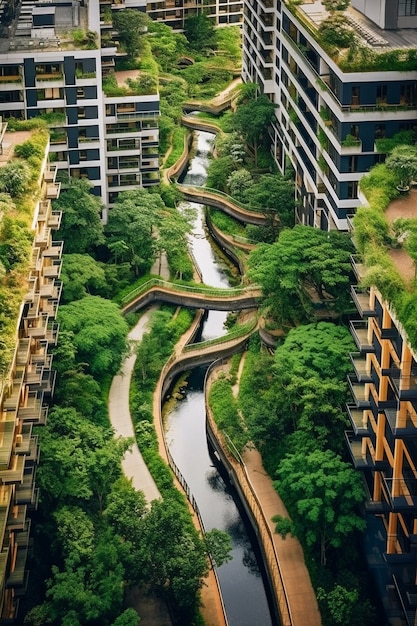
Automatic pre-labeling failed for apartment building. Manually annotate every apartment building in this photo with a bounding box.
[242,0,417,231]
[346,246,417,626]
[0,127,62,624]
[0,0,160,216]
[146,0,243,31]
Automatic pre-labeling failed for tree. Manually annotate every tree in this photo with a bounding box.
[60,254,107,303]
[246,173,295,238]
[148,21,188,72]
[385,144,417,191]
[319,14,355,48]
[58,295,129,379]
[274,449,365,565]
[53,179,104,253]
[54,368,107,425]
[247,225,354,321]
[0,160,31,196]
[227,169,253,202]
[111,609,140,626]
[184,14,216,52]
[156,208,193,278]
[206,155,236,192]
[0,216,32,271]
[113,9,149,62]
[105,189,164,275]
[232,93,276,167]
[322,0,350,11]
[204,528,232,568]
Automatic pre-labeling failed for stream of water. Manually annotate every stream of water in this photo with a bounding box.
[163,130,277,626]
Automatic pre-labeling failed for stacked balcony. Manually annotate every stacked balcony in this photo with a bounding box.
[0,164,62,622]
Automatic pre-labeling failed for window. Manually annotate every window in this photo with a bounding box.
[348,156,358,173]
[351,86,360,106]
[76,87,85,98]
[350,124,359,139]
[79,151,88,161]
[398,0,417,15]
[401,83,417,106]
[347,181,358,199]
[78,107,86,119]
[376,85,387,104]
[375,124,386,139]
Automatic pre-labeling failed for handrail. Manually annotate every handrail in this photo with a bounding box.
[182,319,257,353]
[121,278,259,306]
[178,182,259,214]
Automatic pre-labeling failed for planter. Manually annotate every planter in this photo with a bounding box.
[396,185,410,193]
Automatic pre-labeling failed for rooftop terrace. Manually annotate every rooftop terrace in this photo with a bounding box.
[0,0,89,53]
[297,1,417,51]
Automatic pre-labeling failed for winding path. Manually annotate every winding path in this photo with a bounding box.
[108,306,162,504]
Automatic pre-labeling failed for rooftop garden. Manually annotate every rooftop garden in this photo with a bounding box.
[353,142,417,347]
[285,0,417,72]
[0,128,49,374]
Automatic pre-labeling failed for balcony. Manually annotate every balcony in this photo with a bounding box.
[384,408,417,438]
[351,286,376,318]
[0,454,25,484]
[45,182,61,200]
[345,431,372,469]
[350,320,375,353]
[346,404,368,435]
[348,375,371,408]
[350,255,366,281]
[383,476,417,511]
[17,390,46,424]
[350,352,372,383]
[390,370,417,400]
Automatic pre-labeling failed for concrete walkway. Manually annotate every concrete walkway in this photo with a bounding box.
[108,306,162,503]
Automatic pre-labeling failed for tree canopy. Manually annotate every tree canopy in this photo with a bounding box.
[273,449,365,565]
[247,224,354,322]
[53,179,104,253]
[183,14,216,52]
[58,295,129,379]
[112,9,149,62]
[232,93,276,167]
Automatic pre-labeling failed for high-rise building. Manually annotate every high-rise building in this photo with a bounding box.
[0,0,160,217]
[242,0,417,230]
[146,0,243,31]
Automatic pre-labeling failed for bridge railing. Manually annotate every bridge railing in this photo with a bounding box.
[182,319,257,353]
[121,278,258,307]
[177,182,262,214]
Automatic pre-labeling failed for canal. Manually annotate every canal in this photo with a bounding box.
[163,129,277,626]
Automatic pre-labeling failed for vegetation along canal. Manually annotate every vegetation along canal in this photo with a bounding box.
[163,130,277,626]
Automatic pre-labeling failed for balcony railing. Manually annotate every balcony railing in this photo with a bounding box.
[350,320,375,353]
[383,408,417,438]
[345,431,372,469]
[382,476,417,510]
[389,370,417,400]
[351,286,376,318]
[350,352,372,383]
[348,375,371,408]
[346,404,368,435]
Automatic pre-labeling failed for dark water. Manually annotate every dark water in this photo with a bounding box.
[164,130,276,626]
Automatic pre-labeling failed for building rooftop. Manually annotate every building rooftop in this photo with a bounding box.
[297,1,417,50]
[0,0,89,53]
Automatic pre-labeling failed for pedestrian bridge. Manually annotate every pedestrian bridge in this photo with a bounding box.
[121,279,262,315]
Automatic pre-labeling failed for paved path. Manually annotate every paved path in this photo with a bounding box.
[108,306,162,503]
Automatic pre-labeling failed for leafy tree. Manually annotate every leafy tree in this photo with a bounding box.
[232,93,276,167]
[60,254,107,303]
[274,449,365,565]
[184,14,216,52]
[113,9,149,62]
[111,609,140,626]
[105,189,164,275]
[319,14,355,48]
[322,0,350,11]
[0,216,32,271]
[0,160,31,196]
[53,506,95,567]
[247,225,353,321]
[54,368,107,425]
[317,584,359,626]
[227,168,253,201]
[246,173,295,238]
[58,296,129,379]
[204,528,232,568]
[148,21,187,71]
[206,155,236,192]
[385,144,417,190]
[216,132,247,165]
[53,179,104,253]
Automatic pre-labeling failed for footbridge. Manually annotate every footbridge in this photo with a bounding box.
[177,184,270,226]
[121,279,262,315]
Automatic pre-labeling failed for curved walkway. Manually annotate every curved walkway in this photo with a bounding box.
[108,307,162,504]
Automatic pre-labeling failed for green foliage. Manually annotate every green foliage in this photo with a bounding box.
[60,254,108,303]
[209,375,247,451]
[232,93,276,167]
[358,163,399,212]
[375,129,415,154]
[274,449,365,565]
[385,144,417,189]
[203,528,232,568]
[322,0,350,10]
[53,178,105,253]
[0,160,31,196]
[184,14,216,53]
[319,15,355,49]
[148,21,188,72]
[247,225,354,322]
[113,10,149,62]
[206,155,236,192]
[246,173,295,235]
[227,169,253,202]
[58,296,129,379]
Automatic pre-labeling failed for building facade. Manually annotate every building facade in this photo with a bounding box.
[0,128,62,624]
[242,0,417,230]
[146,0,242,31]
[0,0,160,215]
[347,261,417,626]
